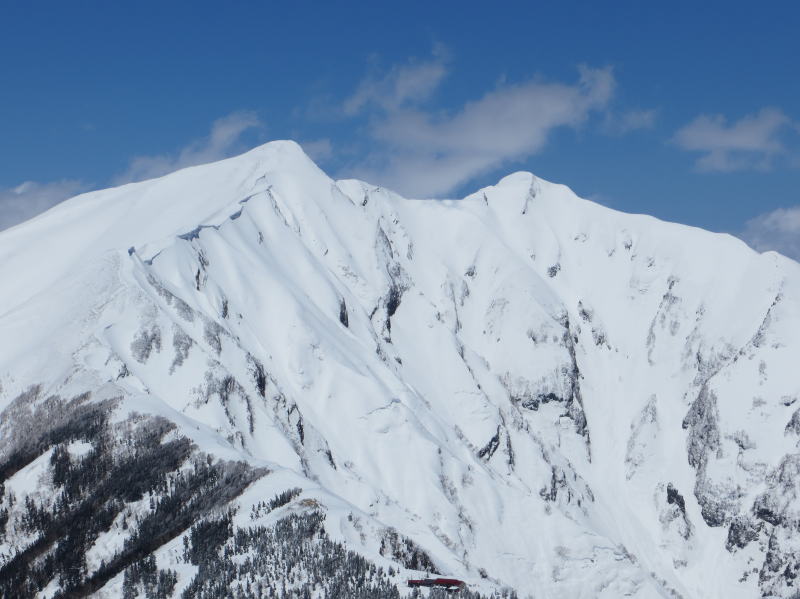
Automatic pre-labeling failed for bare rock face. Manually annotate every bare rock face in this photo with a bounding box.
[1,141,799,598]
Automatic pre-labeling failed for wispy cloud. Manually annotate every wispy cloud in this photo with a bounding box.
[300,138,333,163]
[741,204,800,261]
[0,111,262,231]
[113,111,262,184]
[342,55,615,197]
[673,107,795,172]
[604,108,657,135]
[0,180,87,232]
[343,47,449,115]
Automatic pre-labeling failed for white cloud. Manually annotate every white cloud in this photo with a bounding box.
[604,108,657,134]
[343,48,449,115]
[0,180,86,231]
[344,63,615,197]
[0,111,262,231]
[300,138,333,163]
[113,111,262,184]
[741,205,800,261]
[673,107,795,172]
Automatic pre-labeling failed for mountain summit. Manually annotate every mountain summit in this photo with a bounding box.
[1,141,799,598]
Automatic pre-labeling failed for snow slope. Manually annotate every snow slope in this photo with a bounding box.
[1,141,800,598]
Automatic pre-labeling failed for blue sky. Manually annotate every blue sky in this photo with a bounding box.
[1,1,799,256]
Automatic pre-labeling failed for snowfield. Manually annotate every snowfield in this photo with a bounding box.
[1,141,799,598]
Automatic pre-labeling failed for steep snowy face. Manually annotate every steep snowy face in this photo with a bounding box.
[1,141,799,598]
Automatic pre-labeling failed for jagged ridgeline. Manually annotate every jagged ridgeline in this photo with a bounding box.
[3,141,800,598]
[0,388,512,598]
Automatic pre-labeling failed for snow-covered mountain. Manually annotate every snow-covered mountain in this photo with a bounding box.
[1,141,799,598]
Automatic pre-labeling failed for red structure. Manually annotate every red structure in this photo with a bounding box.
[407,578,465,590]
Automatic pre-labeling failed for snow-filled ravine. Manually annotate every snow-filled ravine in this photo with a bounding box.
[1,141,799,598]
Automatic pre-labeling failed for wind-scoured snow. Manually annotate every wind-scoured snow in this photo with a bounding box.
[1,140,799,598]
